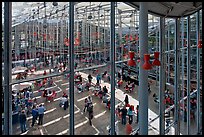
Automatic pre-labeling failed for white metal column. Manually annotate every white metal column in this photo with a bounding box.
[138,2,149,135]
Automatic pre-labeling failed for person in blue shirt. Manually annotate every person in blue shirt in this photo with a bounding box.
[38,104,46,125]
[31,106,38,127]
[96,74,101,84]
[127,106,133,124]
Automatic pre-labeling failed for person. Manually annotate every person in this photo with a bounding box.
[102,93,109,104]
[62,92,68,98]
[136,105,139,123]
[83,98,89,113]
[96,73,101,84]
[126,121,133,135]
[47,90,52,102]
[77,83,83,93]
[121,105,127,125]
[127,106,133,124]
[87,95,92,106]
[131,83,135,92]
[63,96,69,110]
[116,105,121,118]
[117,79,123,88]
[19,110,27,133]
[43,70,46,76]
[31,106,38,127]
[148,83,151,93]
[79,75,83,83]
[59,96,67,108]
[106,99,111,110]
[102,86,108,96]
[38,104,46,125]
[88,74,93,83]
[102,71,107,78]
[124,95,129,106]
[87,102,93,126]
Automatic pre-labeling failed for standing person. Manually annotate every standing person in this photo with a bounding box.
[63,96,69,110]
[83,98,89,113]
[121,105,127,125]
[88,74,93,83]
[87,95,92,106]
[96,73,101,84]
[124,95,129,106]
[136,105,139,123]
[102,86,108,96]
[31,106,38,127]
[87,102,93,126]
[19,110,27,133]
[127,106,133,124]
[38,104,46,125]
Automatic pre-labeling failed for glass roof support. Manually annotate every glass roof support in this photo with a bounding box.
[186,15,191,135]
[3,2,12,135]
[69,2,75,135]
[196,10,201,135]
[174,17,181,135]
[138,2,149,135]
[159,17,166,135]
[180,17,185,124]
[110,2,116,135]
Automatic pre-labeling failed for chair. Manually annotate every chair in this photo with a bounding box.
[48,91,57,101]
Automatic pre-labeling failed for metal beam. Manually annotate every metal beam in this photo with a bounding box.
[186,15,191,135]
[3,2,12,135]
[174,17,181,135]
[159,17,165,135]
[110,2,116,135]
[196,10,201,135]
[69,2,75,135]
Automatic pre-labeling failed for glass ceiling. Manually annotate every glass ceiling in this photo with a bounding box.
[2,2,162,28]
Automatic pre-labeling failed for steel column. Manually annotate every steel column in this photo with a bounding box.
[186,15,191,135]
[174,18,181,135]
[3,2,12,135]
[181,17,185,122]
[110,2,116,135]
[138,2,148,135]
[167,23,170,83]
[69,2,75,135]
[196,10,201,135]
[155,30,159,86]
[159,17,166,135]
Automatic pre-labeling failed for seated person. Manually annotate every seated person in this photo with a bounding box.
[102,93,109,104]
[43,90,48,97]
[98,90,103,99]
[47,90,52,97]
[124,84,130,92]
[59,96,68,107]
[102,71,108,78]
[117,79,123,87]
[130,83,135,92]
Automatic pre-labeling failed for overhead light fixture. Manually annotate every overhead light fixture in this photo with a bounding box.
[142,54,152,70]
